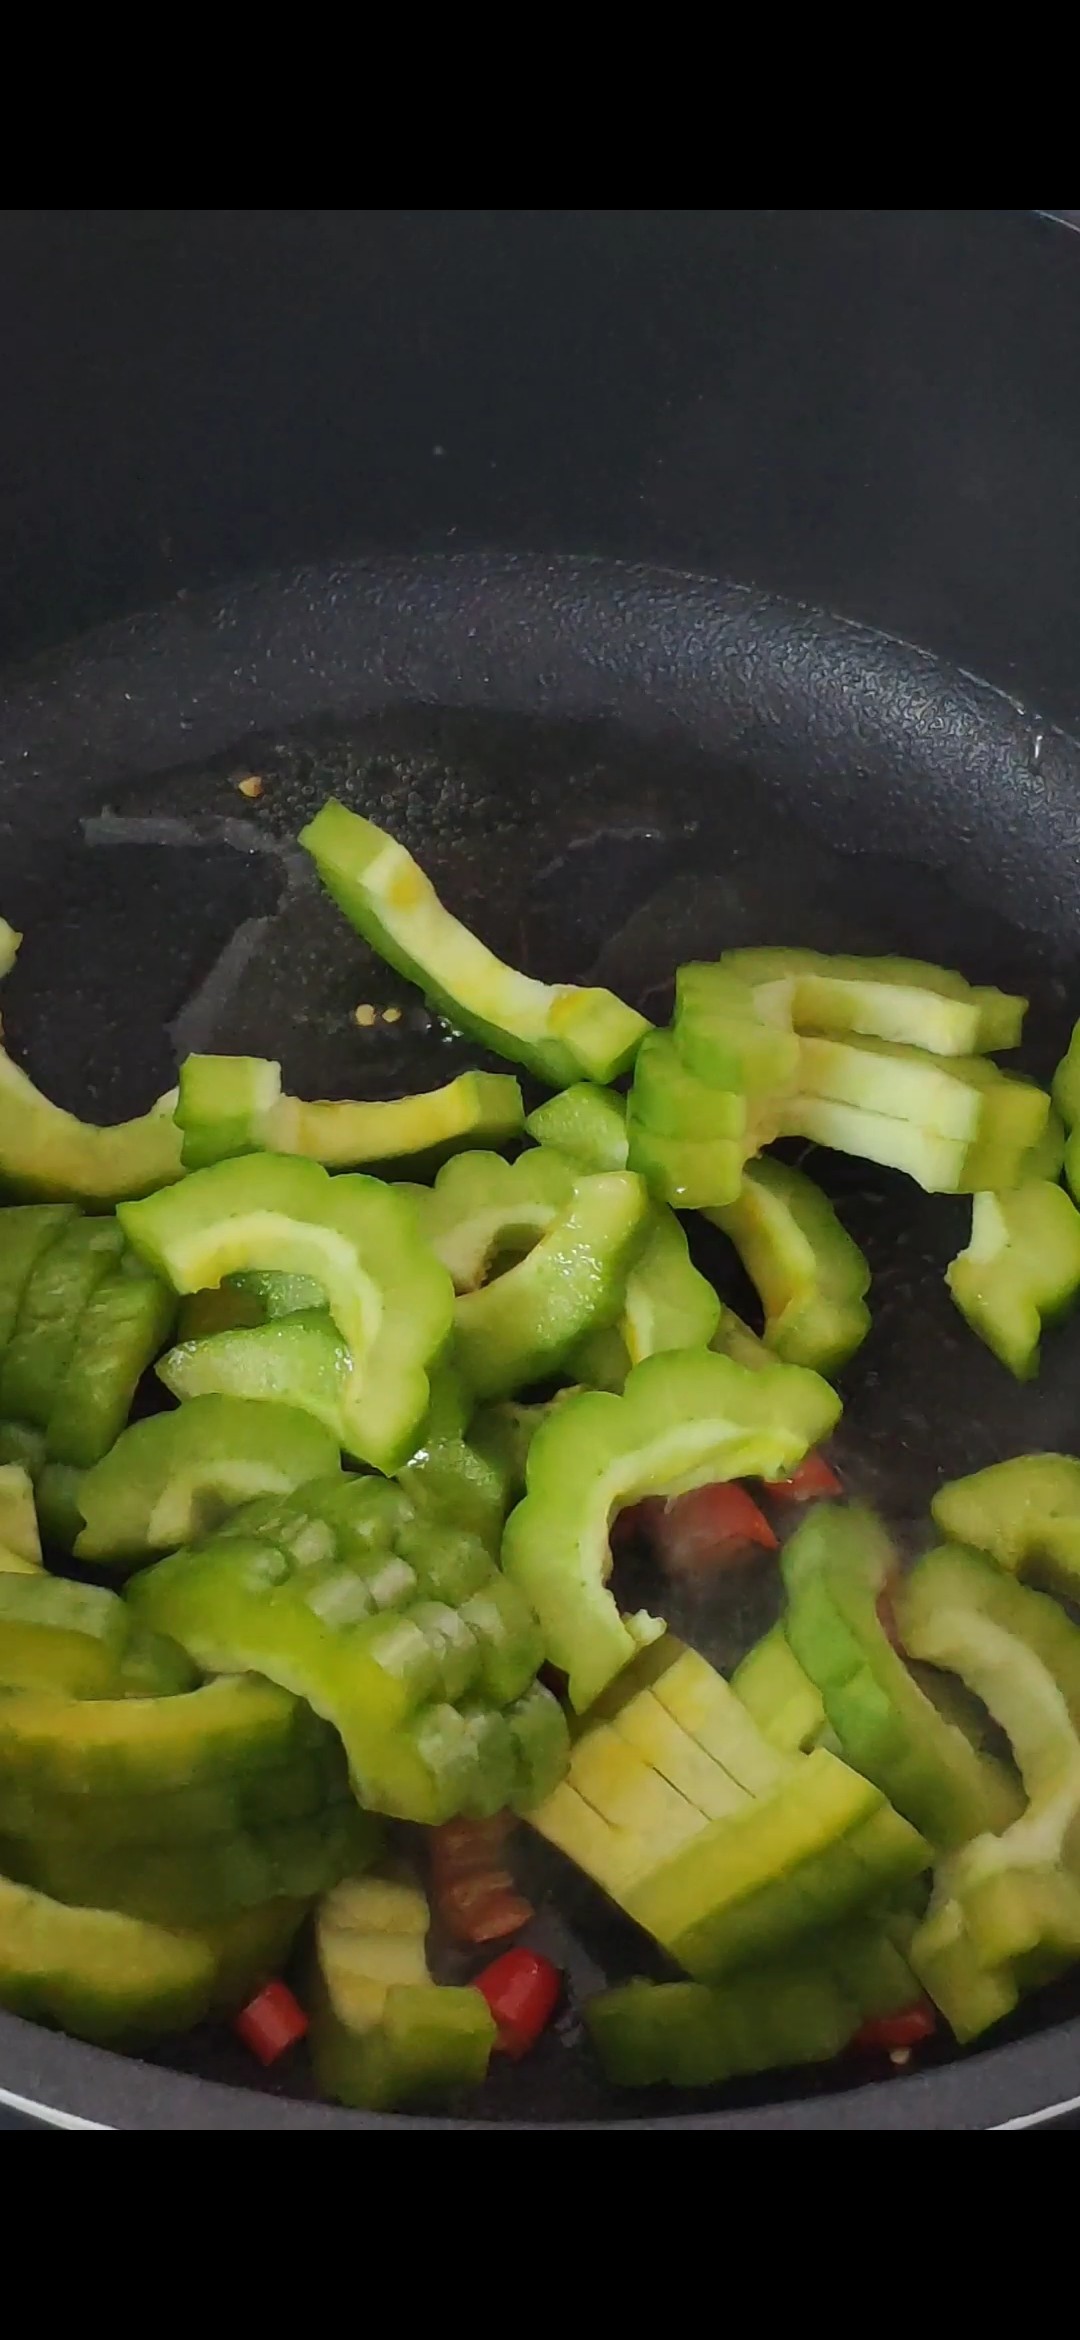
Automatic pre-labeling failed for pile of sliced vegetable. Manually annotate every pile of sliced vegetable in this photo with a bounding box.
[7,797,1080,2111]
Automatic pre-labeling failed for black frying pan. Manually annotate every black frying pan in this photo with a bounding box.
[2,550,1080,2128]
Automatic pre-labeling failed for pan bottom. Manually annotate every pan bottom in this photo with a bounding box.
[2,554,1079,2124]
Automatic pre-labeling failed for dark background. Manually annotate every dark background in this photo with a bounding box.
[2,207,1080,2130]
[1,209,1080,734]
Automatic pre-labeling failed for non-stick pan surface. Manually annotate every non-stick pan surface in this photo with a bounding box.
[3,551,1080,2129]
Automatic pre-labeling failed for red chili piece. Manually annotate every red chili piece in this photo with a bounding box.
[852,2004,937,2053]
[233,1979,309,2066]
[645,1482,778,1580]
[769,1453,843,1503]
[473,1947,561,2059]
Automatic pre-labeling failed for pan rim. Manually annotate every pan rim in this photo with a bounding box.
[0,2003,1077,2130]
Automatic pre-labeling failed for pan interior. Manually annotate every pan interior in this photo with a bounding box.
[5,656,1080,2122]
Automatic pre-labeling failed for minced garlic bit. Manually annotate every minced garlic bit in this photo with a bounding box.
[237,776,264,800]
[889,2048,912,2069]
[354,1005,377,1028]
[383,1006,403,1024]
